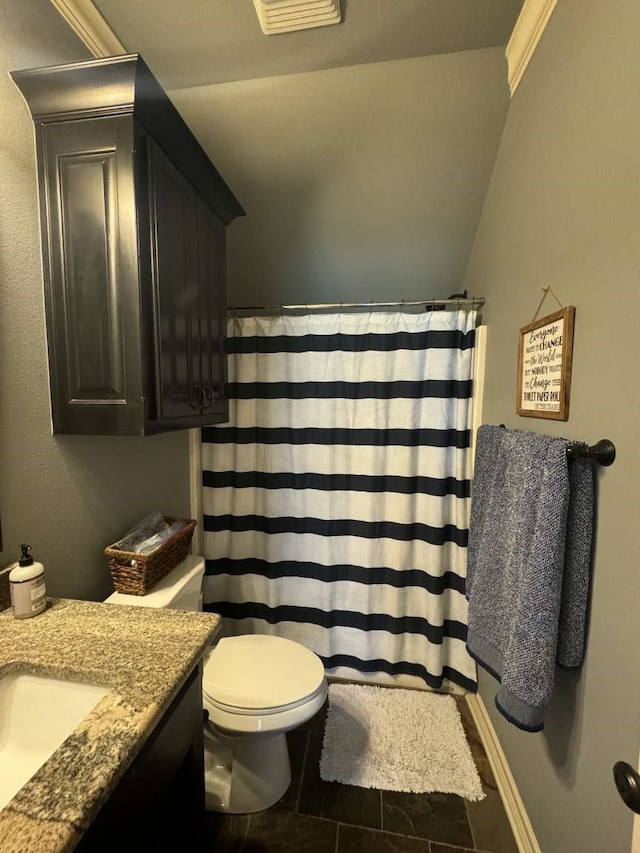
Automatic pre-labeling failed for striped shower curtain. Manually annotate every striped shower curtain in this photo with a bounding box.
[202,309,478,691]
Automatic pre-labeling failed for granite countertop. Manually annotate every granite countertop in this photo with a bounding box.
[0,598,221,853]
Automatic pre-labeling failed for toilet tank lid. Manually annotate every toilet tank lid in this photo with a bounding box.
[105,555,204,608]
[203,635,325,710]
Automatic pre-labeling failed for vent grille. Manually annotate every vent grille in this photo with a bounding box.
[252,0,341,35]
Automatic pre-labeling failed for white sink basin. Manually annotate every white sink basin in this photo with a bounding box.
[0,673,109,810]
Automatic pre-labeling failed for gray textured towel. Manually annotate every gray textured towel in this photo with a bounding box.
[466,425,594,731]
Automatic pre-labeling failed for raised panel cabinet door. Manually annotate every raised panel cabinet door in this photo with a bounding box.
[148,139,200,420]
[41,116,144,434]
[195,196,227,416]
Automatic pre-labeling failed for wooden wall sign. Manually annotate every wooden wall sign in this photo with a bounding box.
[517,306,575,420]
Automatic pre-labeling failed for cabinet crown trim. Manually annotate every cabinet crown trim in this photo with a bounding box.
[11,54,244,225]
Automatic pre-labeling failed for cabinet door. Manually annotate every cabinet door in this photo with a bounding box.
[195,196,227,416]
[41,116,144,434]
[148,138,229,427]
[148,139,201,420]
[75,667,205,850]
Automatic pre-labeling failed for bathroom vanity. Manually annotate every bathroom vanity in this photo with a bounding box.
[0,599,220,851]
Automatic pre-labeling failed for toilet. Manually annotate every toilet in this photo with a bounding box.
[105,555,327,813]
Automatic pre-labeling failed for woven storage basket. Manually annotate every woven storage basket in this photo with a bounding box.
[105,516,197,596]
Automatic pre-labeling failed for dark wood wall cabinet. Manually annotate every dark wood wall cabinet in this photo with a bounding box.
[12,54,244,435]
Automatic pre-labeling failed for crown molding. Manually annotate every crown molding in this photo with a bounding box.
[506,0,558,96]
[51,0,125,57]
[55,0,550,89]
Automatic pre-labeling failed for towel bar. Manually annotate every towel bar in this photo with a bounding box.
[567,439,616,466]
[497,426,616,466]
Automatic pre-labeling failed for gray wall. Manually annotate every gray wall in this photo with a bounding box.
[0,0,192,601]
[463,1,640,850]
[170,47,510,306]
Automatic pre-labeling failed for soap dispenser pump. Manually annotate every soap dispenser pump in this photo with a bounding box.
[9,544,47,619]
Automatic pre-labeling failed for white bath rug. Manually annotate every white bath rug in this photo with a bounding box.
[320,683,485,801]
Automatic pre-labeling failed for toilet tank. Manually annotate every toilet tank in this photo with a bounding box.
[104,555,205,611]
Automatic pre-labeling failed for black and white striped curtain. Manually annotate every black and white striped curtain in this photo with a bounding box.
[202,310,478,691]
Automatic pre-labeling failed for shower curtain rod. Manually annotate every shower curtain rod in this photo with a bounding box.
[227,296,485,314]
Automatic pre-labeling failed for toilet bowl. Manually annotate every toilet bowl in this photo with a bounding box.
[105,555,327,814]
[202,634,326,812]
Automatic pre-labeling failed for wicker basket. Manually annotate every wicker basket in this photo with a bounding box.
[105,516,197,596]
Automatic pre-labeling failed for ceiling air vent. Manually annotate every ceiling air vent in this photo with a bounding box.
[252,0,341,35]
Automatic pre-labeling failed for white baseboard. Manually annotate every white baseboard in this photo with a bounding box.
[466,693,541,853]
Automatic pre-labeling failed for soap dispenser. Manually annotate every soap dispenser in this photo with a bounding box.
[9,544,47,619]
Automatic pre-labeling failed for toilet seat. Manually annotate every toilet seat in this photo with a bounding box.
[203,634,325,715]
[205,681,326,716]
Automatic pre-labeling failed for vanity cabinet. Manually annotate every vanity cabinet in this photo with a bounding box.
[12,54,244,436]
[75,666,206,851]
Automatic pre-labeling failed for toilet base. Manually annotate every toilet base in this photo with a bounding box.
[204,728,291,814]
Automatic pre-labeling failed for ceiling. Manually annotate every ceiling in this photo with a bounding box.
[91,0,525,91]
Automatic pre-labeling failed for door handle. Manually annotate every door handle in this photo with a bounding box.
[613,762,640,813]
[187,385,199,411]
[189,384,206,413]
[203,385,221,407]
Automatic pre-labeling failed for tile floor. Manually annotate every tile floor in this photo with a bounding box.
[205,693,519,853]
